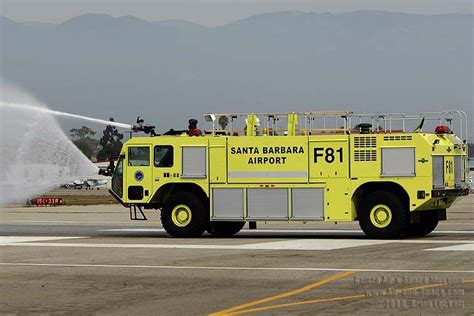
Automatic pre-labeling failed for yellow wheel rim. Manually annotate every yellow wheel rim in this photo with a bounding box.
[369,204,392,228]
[171,204,192,227]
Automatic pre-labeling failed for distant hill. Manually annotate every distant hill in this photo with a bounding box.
[1,11,473,136]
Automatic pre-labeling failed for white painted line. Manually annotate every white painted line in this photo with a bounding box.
[0,262,473,274]
[392,240,474,244]
[2,238,473,250]
[101,228,365,234]
[233,239,389,250]
[100,228,474,235]
[1,240,388,250]
[2,242,253,249]
[0,236,83,245]
[2,220,87,223]
[425,244,474,251]
[237,230,474,234]
[102,228,165,232]
[3,220,135,224]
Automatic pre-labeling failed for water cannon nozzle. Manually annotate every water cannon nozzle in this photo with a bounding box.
[131,116,156,136]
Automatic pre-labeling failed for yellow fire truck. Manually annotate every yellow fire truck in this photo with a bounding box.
[105,111,469,239]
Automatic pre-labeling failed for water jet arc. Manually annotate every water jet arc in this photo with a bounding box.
[0,102,132,129]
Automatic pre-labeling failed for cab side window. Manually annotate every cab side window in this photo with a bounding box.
[155,146,174,167]
[128,147,150,166]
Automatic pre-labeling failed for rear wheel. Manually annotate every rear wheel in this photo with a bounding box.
[403,211,440,237]
[358,191,407,239]
[207,221,245,237]
[161,191,208,237]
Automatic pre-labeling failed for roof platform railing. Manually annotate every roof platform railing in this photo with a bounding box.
[203,110,468,141]
[348,111,467,141]
[204,111,352,136]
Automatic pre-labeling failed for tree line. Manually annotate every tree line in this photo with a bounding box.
[69,118,124,161]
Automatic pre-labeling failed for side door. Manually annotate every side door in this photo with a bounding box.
[309,136,350,220]
[125,145,153,203]
[153,145,176,193]
[309,136,349,180]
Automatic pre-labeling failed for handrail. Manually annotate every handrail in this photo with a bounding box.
[202,110,468,141]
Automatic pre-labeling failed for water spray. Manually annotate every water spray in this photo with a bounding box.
[0,102,132,129]
[0,100,101,205]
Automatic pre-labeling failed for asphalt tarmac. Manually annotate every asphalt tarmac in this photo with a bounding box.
[0,195,473,315]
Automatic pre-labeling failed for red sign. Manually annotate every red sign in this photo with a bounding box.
[29,198,64,206]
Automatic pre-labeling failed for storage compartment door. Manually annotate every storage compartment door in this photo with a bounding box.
[212,188,244,220]
[291,188,324,220]
[381,147,415,177]
[432,155,444,188]
[181,146,207,178]
[247,188,288,220]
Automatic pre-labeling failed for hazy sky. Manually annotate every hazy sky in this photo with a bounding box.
[1,0,473,26]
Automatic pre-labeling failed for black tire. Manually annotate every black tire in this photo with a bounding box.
[403,211,439,237]
[207,221,245,237]
[161,191,208,238]
[358,191,407,239]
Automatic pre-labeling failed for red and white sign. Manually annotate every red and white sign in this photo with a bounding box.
[29,198,64,206]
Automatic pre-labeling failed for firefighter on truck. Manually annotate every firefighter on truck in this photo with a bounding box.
[101,111,470,239]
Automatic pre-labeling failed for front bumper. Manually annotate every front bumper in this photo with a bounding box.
[431,188,469,198]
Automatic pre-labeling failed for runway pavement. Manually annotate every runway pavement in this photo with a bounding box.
[0,195,472,315]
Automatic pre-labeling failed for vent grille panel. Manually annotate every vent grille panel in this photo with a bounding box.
[383,135,412,141]
[354,136,376,148]
[354,150,377,162]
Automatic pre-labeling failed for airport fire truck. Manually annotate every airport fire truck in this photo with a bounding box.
[104,111,469,239]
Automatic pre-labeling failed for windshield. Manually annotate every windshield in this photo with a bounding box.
[111,157,123,198]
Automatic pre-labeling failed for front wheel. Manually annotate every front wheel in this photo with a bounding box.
[358,191,407,239]
[403,211,440,237]
[161,191,208,238]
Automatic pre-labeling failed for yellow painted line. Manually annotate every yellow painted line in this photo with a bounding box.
[230,279,473,315]
[229,294,365,315]
[209,271,353,316]
[396,279,474,292]
[395,283,444,293]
